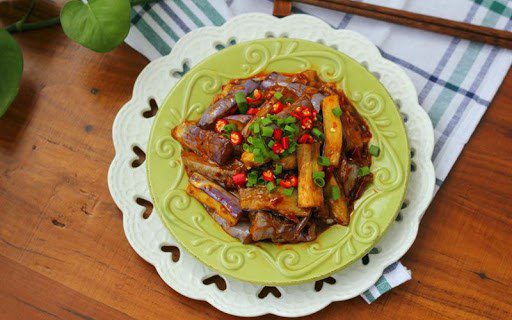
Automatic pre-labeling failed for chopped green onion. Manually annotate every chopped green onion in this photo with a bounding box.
[282,188,294,196]
[318,156,331,166]
[284,98,294,103]
[274,91,283,100]
[274,163,283,175]
[286,142,297,154]
[284,116,296,124]
[313,171,325,179]
[252,148,261,156]
[268,140,275,148]
[235,92,248,113]
[312,128,324,140]
[276,118,285,126]
[270,153,280,161]
[331,185,341,201]
[247,171,259,187]
[313,171,326,187]
[267,115,278,123]
[251,123,260,134]
[222,123,236,134]
[332,107,342,117]
[284,124,297,134]
[262,126,274,137]
[369,144,380,156]
[314,178,325,187]
[243,143,251,151]
[247,136,254,144]
[254,154,265,163]
[358,166,371,177]
[266,181,276,192]
[248,170,258,179]
[261,117,273,126]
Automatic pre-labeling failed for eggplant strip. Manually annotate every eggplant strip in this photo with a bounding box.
[241,98,274,137]
[241,151,296,170]
[336,156,359,198]
[205,206,252,244]
[322,95,343,166]
[198,79,259,127]
[249,211,316,243]
[297,143,324,208]
[224,114,253,125]
[325,175,349,226]
[261,72,319,97]
[188,173,242,226]
[181,150,243,189]
[186,185,239,226]
[239,186,310,218]
[172,121,233,165]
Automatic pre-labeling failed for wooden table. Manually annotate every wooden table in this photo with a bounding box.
[1,2,511,319]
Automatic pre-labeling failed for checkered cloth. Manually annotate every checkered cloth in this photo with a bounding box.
[125,0,512,303]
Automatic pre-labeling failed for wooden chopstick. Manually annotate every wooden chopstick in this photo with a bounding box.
[273,0,293,17]
[287,0,512,49]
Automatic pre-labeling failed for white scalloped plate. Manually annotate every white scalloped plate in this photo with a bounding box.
[108,13,435,317]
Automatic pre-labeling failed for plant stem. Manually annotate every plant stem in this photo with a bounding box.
[5,17,61,33]
[20,0,37,25]
[4,0,157,34]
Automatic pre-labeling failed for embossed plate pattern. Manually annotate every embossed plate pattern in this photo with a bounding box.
[108,13,435,317]
[147,38,409,285]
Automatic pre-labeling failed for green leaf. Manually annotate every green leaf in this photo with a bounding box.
[60,0,131,53]
[0,29,23,117]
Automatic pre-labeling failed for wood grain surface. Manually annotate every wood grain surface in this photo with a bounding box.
[1,2,511,319]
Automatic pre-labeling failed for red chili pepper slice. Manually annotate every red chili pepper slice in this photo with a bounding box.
[298,133,314,144]
[232,172,247,186]
[230,131,243,145]
[291,111,302,120]
[273,128,283,140]
[279,179,292,188]
[288,175,298,187]
[280,174,298,188]
[246,107,259,115]
[301,117,313,130]
[281,136,290,149]
[272,141,285,154]
[301,107,312,117]
[215,119,228,133]
[246,89,262,103]
[270,101,284,114]
[262,169,275,182]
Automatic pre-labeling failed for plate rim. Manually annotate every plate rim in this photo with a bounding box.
[146,37,411,286]
[108,13,435,317]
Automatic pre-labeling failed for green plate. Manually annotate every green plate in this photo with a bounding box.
[147,38,409,285]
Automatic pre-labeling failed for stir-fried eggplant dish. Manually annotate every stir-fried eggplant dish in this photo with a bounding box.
[172,70,377,244]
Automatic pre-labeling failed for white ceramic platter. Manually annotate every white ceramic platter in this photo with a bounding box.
[108,13,435,317]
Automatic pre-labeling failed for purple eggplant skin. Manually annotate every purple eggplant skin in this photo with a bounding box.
[189,173,243,222]
[181,150,244,189]
[205,207,252,244]
[260,72,287,88]
[261,72,316,97]
[249,211,316,243]
[172,121,234,165]
[310,93,325,112]
[198,79,259,127]
[224,114,253,125]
